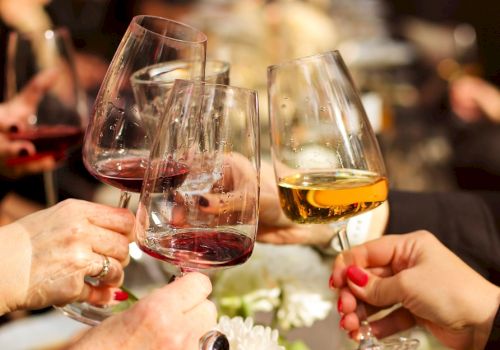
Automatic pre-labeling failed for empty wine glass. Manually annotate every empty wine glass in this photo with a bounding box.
[134,78,260,273]
[268,51,419,350]
[60,15,207,326]
[5,27,88,206]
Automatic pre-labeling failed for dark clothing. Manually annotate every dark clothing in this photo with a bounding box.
[388,190,500,285]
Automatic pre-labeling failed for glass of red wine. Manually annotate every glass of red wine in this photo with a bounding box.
[60,16,207,326]
[134,78,260,273]
[5,27,88,206]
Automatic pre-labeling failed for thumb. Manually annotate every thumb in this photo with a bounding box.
[346,265,405,308]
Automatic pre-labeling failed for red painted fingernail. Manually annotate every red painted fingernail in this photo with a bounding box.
[114,290,129,301]
[329,274,335,289]
[339,316,345,329]
[347,265,368,287]
[337,297,343,313]
[18,148,29,157]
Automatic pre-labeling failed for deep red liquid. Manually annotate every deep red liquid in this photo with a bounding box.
[7,125,83,165]
[92,158,189,193]
[139,230,254,270]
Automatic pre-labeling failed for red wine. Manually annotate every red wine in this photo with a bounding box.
[92,157,189,193]
[7,125,83,165]
[139,229,254,270]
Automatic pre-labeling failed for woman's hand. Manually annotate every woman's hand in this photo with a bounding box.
[331,231,500,350]
[0,199,135,314]
[71,272,217,350]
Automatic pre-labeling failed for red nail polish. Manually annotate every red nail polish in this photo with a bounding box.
[114,290,129,301]
[347,265,368,287]
[337,298,343,313]
[329,274,335,289]
[339,316,345,329]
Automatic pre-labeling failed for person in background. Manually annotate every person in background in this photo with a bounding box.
[330,231,500,350]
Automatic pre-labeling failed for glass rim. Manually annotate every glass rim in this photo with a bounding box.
[130,15,207,45]
[130,59,230,86]
[8,27,70,40]
[172,78,258,95]
[267,50,342,72]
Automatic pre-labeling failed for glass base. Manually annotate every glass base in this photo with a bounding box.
[359,337,419,350]
[56,302,115,326]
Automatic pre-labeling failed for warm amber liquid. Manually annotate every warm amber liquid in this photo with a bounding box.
[278,170,389,224]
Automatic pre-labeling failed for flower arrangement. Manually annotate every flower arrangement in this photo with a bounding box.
[211,243,334,349]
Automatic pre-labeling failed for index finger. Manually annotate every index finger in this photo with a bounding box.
[82,202,135,238]
[332,234,409,289]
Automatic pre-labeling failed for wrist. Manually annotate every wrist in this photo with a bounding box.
[0,222,31,315]
[472,284,500,349]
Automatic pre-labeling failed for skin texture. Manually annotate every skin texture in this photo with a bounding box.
[70,272,217,350]
[331,231,500,350]
[0,199,135,314]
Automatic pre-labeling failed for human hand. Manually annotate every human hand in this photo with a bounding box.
[331,231,500,350]
[0,132,55,178]
[0,199,135,314]
[71,272,217,350]
[0,68,57,132]
[450,75,500,123]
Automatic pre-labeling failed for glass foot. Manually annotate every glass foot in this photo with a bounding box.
[56,302,115,326]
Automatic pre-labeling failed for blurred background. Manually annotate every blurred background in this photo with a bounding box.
[0,0,499,348]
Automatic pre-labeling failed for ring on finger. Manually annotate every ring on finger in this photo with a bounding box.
[94,256,111,280]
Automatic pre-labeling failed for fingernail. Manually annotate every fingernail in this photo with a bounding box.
[198,196,209,207]
[8,125,18,133]
[329,274,335,289]
[339,316,345,329]
[114,290,129,301]
[337,297,343,314]
[18,148,29,157]
[347,265,368,287]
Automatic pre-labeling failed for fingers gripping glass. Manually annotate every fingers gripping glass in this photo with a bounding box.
[267,51,418,350]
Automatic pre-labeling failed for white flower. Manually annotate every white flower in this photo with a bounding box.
[216,316,285,350]
[213,243,333,330]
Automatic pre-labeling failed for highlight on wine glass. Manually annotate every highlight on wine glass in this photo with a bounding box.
[62,16,207,326]
[5,27,88,205]
[135,78,260,272]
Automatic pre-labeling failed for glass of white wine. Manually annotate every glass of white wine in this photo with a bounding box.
[268,50,418,350]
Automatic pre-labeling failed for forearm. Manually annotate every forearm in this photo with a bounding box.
[0,222,30,315]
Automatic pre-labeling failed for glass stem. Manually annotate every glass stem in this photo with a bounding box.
[43,170,57,207]
[336,224,380,349]
[118,191,132,208]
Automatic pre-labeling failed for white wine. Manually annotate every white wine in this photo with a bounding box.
[278,170,388,224]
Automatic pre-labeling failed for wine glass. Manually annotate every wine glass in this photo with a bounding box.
[267,51,419,350]
[5,27,88,206]
[134,78,260,273]
[130,59,230,148]
[60,15,207,326]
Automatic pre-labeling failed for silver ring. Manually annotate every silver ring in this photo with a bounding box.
[94,256,110,280]
[199,330,229,350]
